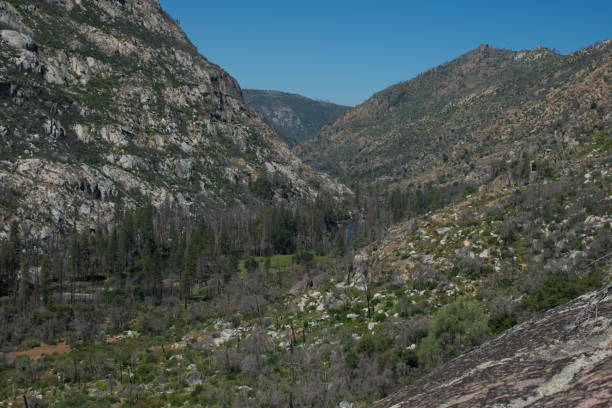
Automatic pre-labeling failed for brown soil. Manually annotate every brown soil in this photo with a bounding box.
[5,342,71,362]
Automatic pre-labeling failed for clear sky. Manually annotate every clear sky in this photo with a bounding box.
[159,0,611,106]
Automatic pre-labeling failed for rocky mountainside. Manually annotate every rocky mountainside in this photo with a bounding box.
[0,0,346,236]
[297,42,611,187]
[243,89,351,146]
[0,3,610,406]
[370,284,612,408]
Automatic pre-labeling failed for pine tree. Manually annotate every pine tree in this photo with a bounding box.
[19,257,30,310]
[69,235,81,281]
[180,240,196,305]
[0,241,10,297]
[39,254,51,307]
[79,233,91,280]
[142,243,162,299]
[7,222,20,296]
[107,228,118,276]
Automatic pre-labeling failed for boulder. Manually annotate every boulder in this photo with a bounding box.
[184,369,203,386]
[0,29,37,51]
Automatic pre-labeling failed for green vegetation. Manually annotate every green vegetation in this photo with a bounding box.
[418,300,490,369]
[299,42,610,188]
[522,272,602,312]
[0,1,610,407]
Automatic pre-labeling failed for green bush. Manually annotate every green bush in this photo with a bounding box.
[25,339,41,349]
[293,250,314,265]
[373,312,387,322]
[593,131,611,151]
[251,177,274,200]
[54,389,98,408]
[522,273,601,312]
[244,257,259,272]
[356,334,392,356]
[417,299,490,369]
[488,312,517,334]
[345,349,359,369]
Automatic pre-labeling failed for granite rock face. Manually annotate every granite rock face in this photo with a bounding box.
[0,0,347,236]
[370,284,612,408]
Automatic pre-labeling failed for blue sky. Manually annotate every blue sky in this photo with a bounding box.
[160,0,611,106]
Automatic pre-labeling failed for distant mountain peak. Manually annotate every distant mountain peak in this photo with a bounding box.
[243,89,351,147]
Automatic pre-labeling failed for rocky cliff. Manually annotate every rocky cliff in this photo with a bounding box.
[0,0,347,237]
[297,42,611,188]
[243,89,351,146]
[370,283,612,408]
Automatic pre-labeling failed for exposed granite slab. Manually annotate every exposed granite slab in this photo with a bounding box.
[370,284,612,408]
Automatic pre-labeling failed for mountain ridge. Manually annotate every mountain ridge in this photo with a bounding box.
[297,40,610,187]
[243,89,351,146]
[0,0,348,237]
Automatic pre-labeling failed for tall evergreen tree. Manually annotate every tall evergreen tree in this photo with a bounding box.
[18,256,30,310]
[39,254,51,307]
[7,222,21,296]
[79,233,91,280]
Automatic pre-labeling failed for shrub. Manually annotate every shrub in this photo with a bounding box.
[293,251,314,265]
[522,272,601,312]
[373,312,387,322]
[138,310,168,335]
[417,299,490,369]
[54,389,98,408]
[488,312,517,334]
[251,177,274,200]
[25,339,41,349]
[412,264,444,290]
[244,257,259,272]
[356,334,392,356]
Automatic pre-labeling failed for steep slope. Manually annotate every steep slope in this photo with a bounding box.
[0,0,346,236]
[370,284,612,408]
[297,42,611,187]
[243,89,351,146]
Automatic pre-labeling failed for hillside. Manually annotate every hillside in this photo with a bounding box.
[0,127,608,406]
[297,42,611,188]
[370,283,612,408]
[243,89,351,146]
[0,0,346,237]
[0,4,610,406]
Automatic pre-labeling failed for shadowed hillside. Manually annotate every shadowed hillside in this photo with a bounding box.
[244,89,351,146]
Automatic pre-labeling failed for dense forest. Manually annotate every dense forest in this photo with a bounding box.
[0,181,473,314]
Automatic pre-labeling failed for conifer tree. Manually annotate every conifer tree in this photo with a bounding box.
[79,233,91,280]
[7,221,20,295]
[19,257,30,310]
[39,254,51,307]
[180,240,196,305]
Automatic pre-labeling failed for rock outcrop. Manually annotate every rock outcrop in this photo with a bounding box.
[370,284,612,408]
[0,0,347,236]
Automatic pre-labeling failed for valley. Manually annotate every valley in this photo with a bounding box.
[0,0,610,407]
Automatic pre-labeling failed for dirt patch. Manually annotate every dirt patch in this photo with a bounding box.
[5,342,71,362]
